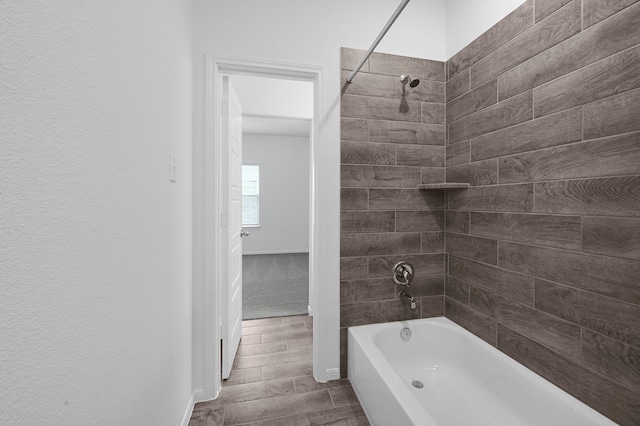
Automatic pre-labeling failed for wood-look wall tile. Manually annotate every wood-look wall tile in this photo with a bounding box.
[369,253,444,278]
[497,326,640,426]
[340,188,368,210]
[421,232,445,253]
[342,94,421,122]
[341,140,395,165]
[446,68,470,102]
[470,1,581,88]
[369,189,445,211]
[340,211,395,234]
[400,80,445,103]
[340,299,420,327]
[445,297,496,345]
[421,102,446,125]
[583,0,640,28]
[396,144,444,167]
[584,88,640,139]
[340,70,397,99]
[499,132,640,184]
[341,118,369,142]
[535,0,573,22]
[535,279,640,348]
[421,296,445,318]
[340,278,395,304]
[498,2,640,100]
[340,233,421,257]
[340,327,348,378]
[499,241,640,304]
[368,120,446,145]
[446,159,498,186]
[581,329,640,394]
[448,184,534,213]
[470,212,581,250]
[471,286,581,358]
[583,216,640,261]
[446,211,469,234]
[446,275,470,305]
[341,164,421,188]
[447,0,533,79]
[448,91,533,145]
[339,257,368,280]
[446,140,470,166]
[407,275,444,297]
[396,211,445,233]
[447,80,497,123]
[534,44,640,117]
[369,52,445,82]
[535,176,640,217]
[446,233,498,265]
[421,167,445,184]
[470,107,582,161]
[449,255,534,305]
[341,47,368,72]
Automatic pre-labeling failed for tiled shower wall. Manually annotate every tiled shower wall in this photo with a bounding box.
[339,48,447,377]
[444,0,640,423]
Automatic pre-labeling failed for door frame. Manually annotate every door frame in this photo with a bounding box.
[192,55,339,402]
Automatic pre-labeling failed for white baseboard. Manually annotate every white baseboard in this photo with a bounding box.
[307,304,314,317]
[243,249,309,255]
[180,392,196,426]
[325,368,341,381]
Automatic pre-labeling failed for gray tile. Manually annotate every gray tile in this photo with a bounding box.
[446,159,498,186]
[340,298,420,327]
[395,211,445,233]
[242,322,306,337]
[261,361,313,380]
[445,233,498,265]
[370,51,444,82]
[224,367,262,386]
[341,47,369,72]
[420,102,446,125]
[448,184,534,213]
[340,232,421,257]
[223,390,334,424]
[499,241,640,304]
[445,275,470,305]
[583,0,640,28]
[446,141,470,166]
[448,91,533,145]
[190,405,225,426]
[340,278,395,304]
[497,325,640,425]
[421,232,445,253]
[534,176,640,217]
[261,405,369,426]
[406,275,444,297]
[341,164,421,188]
[470,286,581,358]
[470,1,581,88]
[339,257,368,281]
[261,329,313,344]
[400,79,445,103]
[446,68,470,102]
[243,318,283,328]
[470,212,581,250]
[448,0,533,79]
[445,211,469,234]
[237,342,287,357]
[584,88,640,139]
[498,1,640,100]
[340,70,397,99]
[233,347,312,370]
[449,255,534,305]
[369,188,444,211]
[341,188,368,210]
[534,44,640,117]
[329,385,360,407]
[342,94,421,122]
[368,120,446,145]
[396,144,444,167]
[583,216,640,260]
[445,297,496,346]
[535,279,640,348]
[292,375,351,393]
[420,295,445,318]
[369,253,444,278]
[341,118,369,142]
[447,80,497,123]
[213,378,295,407]
[535,0,573,22]
[340,211,395,234]
[341,140,395,165]
[421,167,445,184]
[470,107,582,161]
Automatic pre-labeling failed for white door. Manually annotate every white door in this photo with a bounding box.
[221,76,243,379]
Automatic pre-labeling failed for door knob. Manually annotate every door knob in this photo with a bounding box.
[241,230,250,237]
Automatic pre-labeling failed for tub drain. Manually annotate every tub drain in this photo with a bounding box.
[412,380,424,389]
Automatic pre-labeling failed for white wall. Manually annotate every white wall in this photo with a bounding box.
[0,1,194,425]
[232,75,314,119]
[242,134,310,255]
[446,0,526,58]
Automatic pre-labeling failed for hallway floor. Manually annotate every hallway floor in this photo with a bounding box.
[189,315,369,425]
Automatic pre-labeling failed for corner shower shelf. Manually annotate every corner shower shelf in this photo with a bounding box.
[417,183,470,190]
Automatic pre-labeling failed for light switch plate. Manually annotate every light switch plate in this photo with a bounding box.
[170,154,177,183]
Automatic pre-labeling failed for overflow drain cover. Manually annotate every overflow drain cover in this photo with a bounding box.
[412,380,424,389]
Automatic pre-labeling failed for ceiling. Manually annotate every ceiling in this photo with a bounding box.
[243,116,311,138]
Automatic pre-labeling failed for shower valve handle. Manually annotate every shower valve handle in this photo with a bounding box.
[393,261,414,287]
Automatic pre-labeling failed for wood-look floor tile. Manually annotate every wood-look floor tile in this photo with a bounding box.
[206,378,295,407]
[223,390,334,424]
[224,367,262,386]
[261,360,314,381]
[243,317,282,328]
[233,346,312,370]
[329,385,360,407]
[261,328,313,344]
[189,405,225,426]
[293,375,351,393]
[236,341,287,357]
[261,404,369,426]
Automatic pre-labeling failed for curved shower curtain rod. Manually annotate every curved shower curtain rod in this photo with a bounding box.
[346,0,411,84]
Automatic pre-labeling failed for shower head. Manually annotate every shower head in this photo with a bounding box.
[400,74,420,88]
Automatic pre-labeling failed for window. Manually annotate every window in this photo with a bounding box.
[242,165,260,227]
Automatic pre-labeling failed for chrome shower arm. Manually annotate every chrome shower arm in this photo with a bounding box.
[346,0,411,84]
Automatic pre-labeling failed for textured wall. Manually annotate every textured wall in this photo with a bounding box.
[339,48,447,376]
[0,1,194,425]
[444,1,640,423]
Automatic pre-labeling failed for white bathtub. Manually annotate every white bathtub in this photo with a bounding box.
[348,317,616,426]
